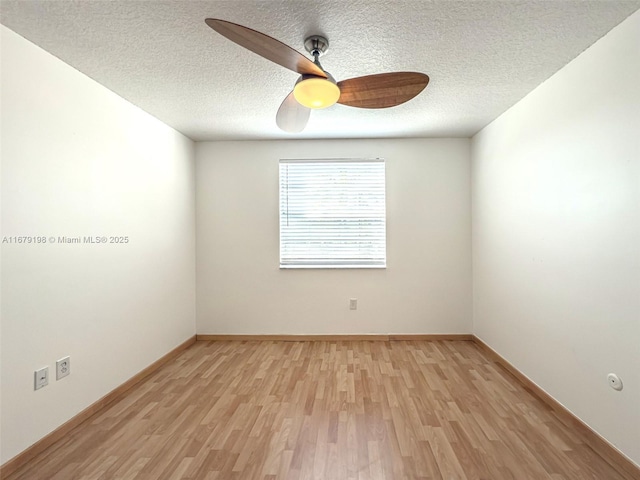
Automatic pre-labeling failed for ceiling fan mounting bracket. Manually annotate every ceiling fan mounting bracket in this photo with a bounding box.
[304,35,329,57]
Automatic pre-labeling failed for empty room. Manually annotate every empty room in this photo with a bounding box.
[1,1,639,479]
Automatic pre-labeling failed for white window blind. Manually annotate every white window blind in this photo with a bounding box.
[279,159,386,268]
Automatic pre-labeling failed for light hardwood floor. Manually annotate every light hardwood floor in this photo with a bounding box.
[6,340,632,479]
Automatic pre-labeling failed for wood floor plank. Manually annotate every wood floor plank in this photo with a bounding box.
[5,340,635,480]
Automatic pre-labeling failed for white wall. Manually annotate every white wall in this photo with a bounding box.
[472,10,640,466]
[0,26,196,464]
[196,138,471,334]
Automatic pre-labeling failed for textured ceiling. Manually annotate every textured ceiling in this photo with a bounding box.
[1,1,639,141]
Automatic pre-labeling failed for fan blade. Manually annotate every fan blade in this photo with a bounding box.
[337,72,429,109]
[205,19,326,78]
[276,92,311,133]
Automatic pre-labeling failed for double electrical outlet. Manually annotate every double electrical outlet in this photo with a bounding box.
[34,356,71,391]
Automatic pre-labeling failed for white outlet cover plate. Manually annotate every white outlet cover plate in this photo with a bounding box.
[34,366,49,390]
[56,356,71,380]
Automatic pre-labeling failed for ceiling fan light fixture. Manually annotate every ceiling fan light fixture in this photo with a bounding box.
[293,74,340,109]
[206,20,430,132]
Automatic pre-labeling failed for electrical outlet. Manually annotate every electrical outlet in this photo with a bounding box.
[34,367,49,390]
[350,298,357,310]
[56,356,71,380]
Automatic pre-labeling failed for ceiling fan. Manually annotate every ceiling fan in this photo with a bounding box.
[205,19,430,133]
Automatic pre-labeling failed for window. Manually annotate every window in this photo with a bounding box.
[279,159,386,268]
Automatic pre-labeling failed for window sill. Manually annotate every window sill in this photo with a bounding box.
[280,264,386,269]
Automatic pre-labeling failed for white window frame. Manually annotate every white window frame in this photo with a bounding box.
[279,158,386,269]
